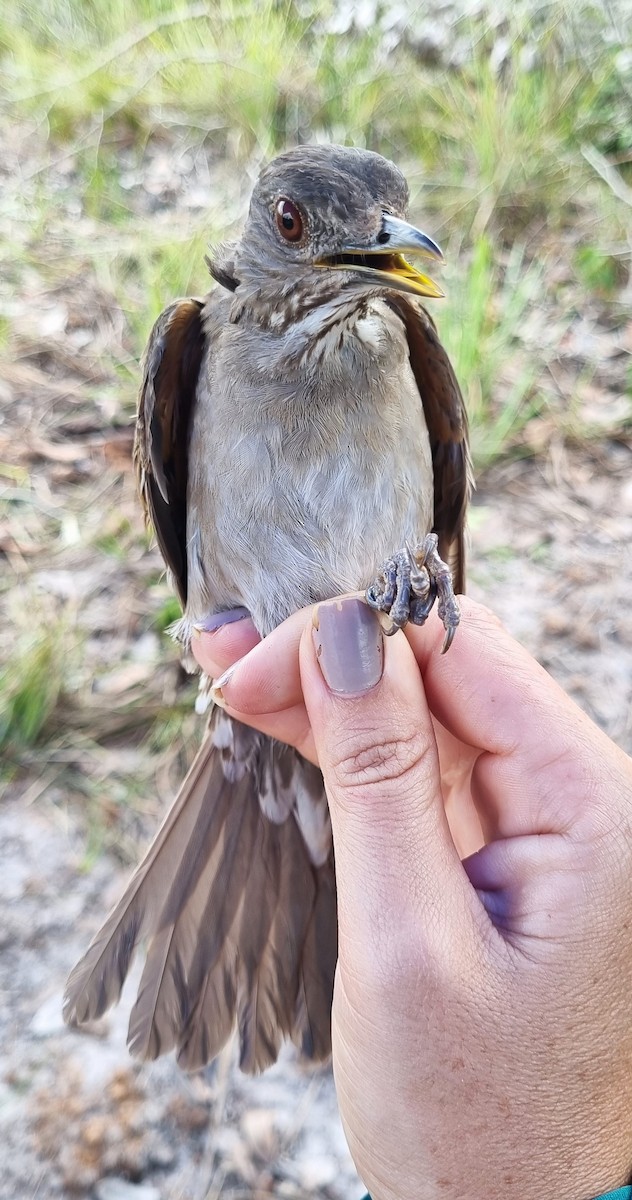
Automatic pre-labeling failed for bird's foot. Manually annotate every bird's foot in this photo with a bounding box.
[365,533,460,653]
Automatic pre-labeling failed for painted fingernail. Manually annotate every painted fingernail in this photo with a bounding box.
[312,598,383,695]
[192,607,251,635]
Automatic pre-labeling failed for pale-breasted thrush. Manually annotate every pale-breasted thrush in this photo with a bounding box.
[64,144,470,1073]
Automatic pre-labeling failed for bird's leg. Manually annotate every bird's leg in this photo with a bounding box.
[366,533,460,652]
[365,550,411,632]
[413,534,461,652]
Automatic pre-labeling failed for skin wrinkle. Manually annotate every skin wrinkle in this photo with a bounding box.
[317,707,448,876]
[472,748,577,840]
[466,834,612,958]
[586,809,632,880]
[325,721,434,795]
[572,761,632,845]
[475,738,604,840]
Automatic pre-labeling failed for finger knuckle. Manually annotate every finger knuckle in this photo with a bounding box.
[330,723,431,796]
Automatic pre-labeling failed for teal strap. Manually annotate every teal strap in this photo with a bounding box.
[359,1190,632,1199]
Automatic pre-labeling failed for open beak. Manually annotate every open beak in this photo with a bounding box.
[316,214,445,299]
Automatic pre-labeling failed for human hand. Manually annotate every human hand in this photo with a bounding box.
[192,604,482,857]
[193,597,632,1200]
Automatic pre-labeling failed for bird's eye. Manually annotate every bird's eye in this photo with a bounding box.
[275,198,303,242]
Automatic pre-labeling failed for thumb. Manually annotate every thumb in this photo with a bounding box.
[299,597,483,975]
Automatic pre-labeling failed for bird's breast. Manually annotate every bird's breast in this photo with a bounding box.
[187,302,434,635]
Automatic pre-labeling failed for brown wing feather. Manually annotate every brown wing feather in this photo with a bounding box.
[134,298,206,607]
[385,294,471,594]
[64,710,336,1074]
[292,857,337,1061]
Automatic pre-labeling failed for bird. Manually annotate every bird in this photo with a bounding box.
[63,144,470,1074]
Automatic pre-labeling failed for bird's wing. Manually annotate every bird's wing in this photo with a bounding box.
[134,297,206,607]
[385,294,471,594]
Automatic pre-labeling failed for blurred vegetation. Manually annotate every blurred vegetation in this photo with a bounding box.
[0,613,73,752]
[0,0,631,756]
[2,1,630,420]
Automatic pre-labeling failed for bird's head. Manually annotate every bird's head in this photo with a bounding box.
[227,145,444,318]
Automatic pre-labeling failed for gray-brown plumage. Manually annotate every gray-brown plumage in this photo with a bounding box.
[64,144,470,1072]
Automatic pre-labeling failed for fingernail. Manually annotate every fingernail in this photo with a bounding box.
[209,683,226,709]
[210,661,238,706]
[312,598,383,695]
[192,607,250,635]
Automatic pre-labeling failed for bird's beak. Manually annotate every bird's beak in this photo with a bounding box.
[316,214,445,299]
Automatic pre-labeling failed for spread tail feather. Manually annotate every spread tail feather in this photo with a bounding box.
[63,709,336,1072]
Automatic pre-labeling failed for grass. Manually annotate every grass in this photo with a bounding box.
[3,3,631,349]
[0,615,73,752]
[439,236,558,465]
[3,3,630,347]
[0,0,631,762]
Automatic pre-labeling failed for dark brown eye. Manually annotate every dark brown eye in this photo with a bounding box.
[275,198,303,242]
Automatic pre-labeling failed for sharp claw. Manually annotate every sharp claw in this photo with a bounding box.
[442,626,456,654]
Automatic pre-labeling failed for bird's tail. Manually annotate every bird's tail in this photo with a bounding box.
[63,708,337,1073]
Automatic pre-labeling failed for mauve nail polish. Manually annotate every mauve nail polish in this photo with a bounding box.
[312,598,384,694]
[193,607,251,633]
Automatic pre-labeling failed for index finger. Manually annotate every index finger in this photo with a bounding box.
[406,598,632,841]
[191,612,261,678]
